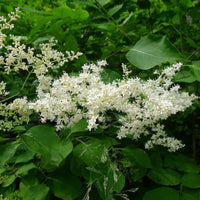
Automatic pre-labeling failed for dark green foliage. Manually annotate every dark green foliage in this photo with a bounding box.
[0,0,200,199]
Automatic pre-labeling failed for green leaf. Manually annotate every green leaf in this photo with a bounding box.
[150,152,163,169]
[75,7,89,20]
[52,5,89,20]
[23,184,49,200]
[101,69,122,83]
[173,70,196,83]
[189,61,200,82]
[180,0,194,8]
[52,5,74,19]
[10,144,35,164]
[65,34,78,51]
[33,36,52,47]
[89,162,125,199]
[122,147,152,168]
[130,163,147,182]
[20,175,39,197]
[94,22,116,31]
[182,173,200,189]
[186,38,198,48]
[143,187,180,200]
[97,0,111,6]
[16,163,36,176]
[147,168,181,186]
[180,193,197,200]
[73,137,116,166]
[21,125,73,171]
[69,119,88,134]
[48,172,81,200]
[14,150,35,164]
[181,188,200,200]
[2,174,16,187]
[126,35,181,70]
[0,140,21,167]
[108,4,123,16]
[164,154,200,173]
[12,126,26,132]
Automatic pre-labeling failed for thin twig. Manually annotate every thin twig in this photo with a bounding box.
[186,47,200,60]
[105,48,129,60]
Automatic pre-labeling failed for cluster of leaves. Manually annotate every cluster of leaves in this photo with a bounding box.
[0,0,200,199]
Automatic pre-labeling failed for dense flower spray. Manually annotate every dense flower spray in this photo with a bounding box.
[0,9,197,152]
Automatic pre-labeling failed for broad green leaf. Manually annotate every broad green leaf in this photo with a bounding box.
[16,163,36,176]
[173,70,196,83]
[126,35,181,70]
[182,188,200,200]
[65,34,78,51]
[73,137,117,166]
[143,187,179,200]
[182,173,200,188]
[10,144,35,164]
[14,150,35,164]
[48,172,81,200]
[108,4,123,16]
[180,0,194,8]
[180,193,197,200]
[69,119,88,134]
[2,174,16,187]
[52,6,74,19]
[122,147,152,168]
[150,152,162,169]
[147,168,181,186]
[164,154,200,173]
[2,163,36,188]
[33,36,52,47]
[74,7,89,20]
[23,184,49,200]
[0,140,21,167]
[21,125,73,171]
[89,162,125,199]
[20,175,39,197]
[172,14,179,25]
[52,5,89,21]
[130,163,147,182]
[189,61,200,82]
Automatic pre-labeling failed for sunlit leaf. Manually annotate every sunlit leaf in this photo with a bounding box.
[126,35,181,70]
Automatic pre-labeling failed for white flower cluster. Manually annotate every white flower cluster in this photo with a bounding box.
[0,81,8,97]
[0,8,82,131]
[0,8,20,48]
[26,61,195,152]
[0,9,197,151]
[0,9,82,76]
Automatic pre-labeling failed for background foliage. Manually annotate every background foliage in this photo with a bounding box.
[0,0,200,199]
